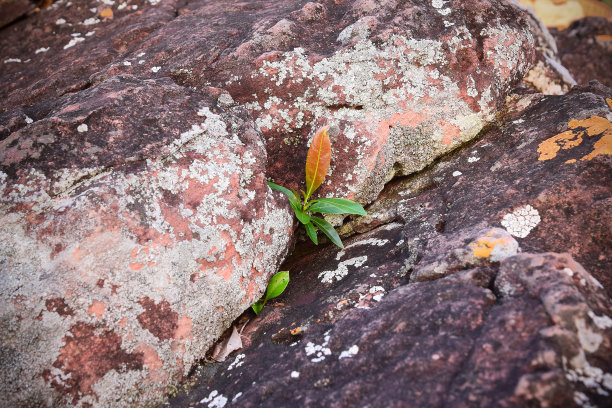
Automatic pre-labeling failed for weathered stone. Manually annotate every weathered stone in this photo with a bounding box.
[0,0,537,208]
[551,17,612,88]
[341,83,612,295]
[0,0,31,29]
[0,75,293,407]
[167,84,612,408]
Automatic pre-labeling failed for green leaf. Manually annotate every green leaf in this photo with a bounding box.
[268,182,310,224]
[310,216,344,248]
[265,271,290,301]
[268,181,293,197]
[251,300,264,315]
[292,204,311,225]
[308,198,367,216]
[304,221,318,245]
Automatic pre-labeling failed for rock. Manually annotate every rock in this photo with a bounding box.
[0,75,293,407]
[1,0,537,208]
[550,17,612,88]
[0,0,31,29]
[167,84,612,408]
[341,82,612,295]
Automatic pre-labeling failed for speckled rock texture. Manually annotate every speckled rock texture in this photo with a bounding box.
[0,0,608,407]
[167,87,612,407]
[0,75,293,407]
[550,17,612,88]
[0,0,31,29]
[0,0,536,208]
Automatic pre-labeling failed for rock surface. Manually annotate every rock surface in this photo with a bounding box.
[0,0,536,207]
[167,86,612,407]
[1,0,611,407]
[0,75,292,407]
[0,0,31,29]
[551,17,612,88]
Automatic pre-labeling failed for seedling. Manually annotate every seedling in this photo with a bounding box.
[268,125,366,248]
[252,270,290,315]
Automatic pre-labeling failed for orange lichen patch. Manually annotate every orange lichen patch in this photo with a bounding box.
[538,116,611,162]
[471,238,507,259]
[88,300,105,319]
[137,343,167,383]
[216,266,232,281]
[569,116,611,135]
[290,327,302,335]
[537,129,584,161]
[129,262,145,271]
[174,315,193,340]
[100,8,113,18]
[607,98,612,109]
[439,120,462,146]
[581,132,612,161]
[71,246,86,262]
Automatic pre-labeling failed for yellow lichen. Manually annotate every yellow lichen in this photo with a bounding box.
[581,132,612,161]
[537,130,584,161]
[471,237,506,259]
[607,98,612,110]
[537,116,611,161]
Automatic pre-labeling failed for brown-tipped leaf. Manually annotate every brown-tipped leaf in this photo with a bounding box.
[305,126,331,200]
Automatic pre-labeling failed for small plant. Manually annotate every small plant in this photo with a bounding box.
[252,270,290,315]
[268,125,366,248]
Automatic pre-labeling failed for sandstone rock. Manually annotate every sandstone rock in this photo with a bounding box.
[551,17,612,88]
[0,0,31,29]
[341,82,612,295]
[0,75,293,407]
[167,84,612,408]
[1,0,537,208]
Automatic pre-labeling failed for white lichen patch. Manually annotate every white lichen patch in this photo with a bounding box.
[588,311,612,330]
[35,47,50,54]
[335,237,389,260]
[25,116,33,124]
[55,18,66,25]
[305,331,331,363]
[467,156,480,163]
[4,58,21,63]
[151,66,161,73]
[200,390,227,408]
[290,371,300,378]
[77,124,88,132]
[501,205,541,238]
[318,256,368,284]
[339,345,359,359]
[368,286,385,302]
[452,170,462,177]
[227,353,245,371]
[82,18,100,26]
[231,392,242,403]
[64,37,85,49]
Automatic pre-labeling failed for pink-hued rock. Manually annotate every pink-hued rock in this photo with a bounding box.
[1,0,537,208]
[0,0,31,29]
[167,87,612,408]
[0,75,293,407]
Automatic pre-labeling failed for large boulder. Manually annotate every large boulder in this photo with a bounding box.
[1,0,537,206]
[167,85,612,407]
[0,75,293,407]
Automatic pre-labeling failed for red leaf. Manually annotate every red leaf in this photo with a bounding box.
[305,125,331,200]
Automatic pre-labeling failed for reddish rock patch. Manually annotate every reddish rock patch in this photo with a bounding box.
[137,297,179,341]
[43,323,144,403]
[45,297,73,316]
